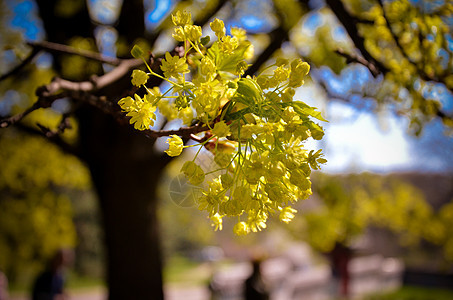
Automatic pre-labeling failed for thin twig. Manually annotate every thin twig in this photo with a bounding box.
[376,0,416,65]
[376,0,451,90]
[0,48,41,82]
[27,41,121,66]
[15,122,80,157]
[144,124,209,139]
[0,93,65,128]
[325,0,389,75]
[335,48,380,77]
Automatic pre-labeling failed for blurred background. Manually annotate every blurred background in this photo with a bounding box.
[0,0,452,299]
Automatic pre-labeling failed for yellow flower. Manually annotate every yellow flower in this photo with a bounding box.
[281,88,295,102]
[214,151,233,168]
[144,86,161,104]
[127,102,157,130]
[234,221,249,235]
[273,65,290,82]
[236,61,248,76]
[212,121,230,138]
[231,27,246,41]
[160,52,189,79]
[185,25,202,41]
[181,161,205,185]
[220,35,238,53]
[172,26,185,42]
[289,59,310,88]
[210,213,223,231]
[200,57,216,76]
[131,69,149,86]
[210,18,225,39]
[164,135,184,157]
[118,96,135,112]
[157,100,178,120]
[178,106,194,125]
[172,10,191,26]
[279,207,297,224]
[247,212,268,232]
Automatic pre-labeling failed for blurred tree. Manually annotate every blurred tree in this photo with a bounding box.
[0,128,90,284]
[290,172,444,297]
[1,0,452,299]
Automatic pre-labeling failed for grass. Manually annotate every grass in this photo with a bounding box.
[163,256,212,286]
[66,273,105,290]
[364,286,453,300]
[9,273,104,298]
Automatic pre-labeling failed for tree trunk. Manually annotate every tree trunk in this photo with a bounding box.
[35,1,168,297]
[77,107,169,299]
[329,243,352,298]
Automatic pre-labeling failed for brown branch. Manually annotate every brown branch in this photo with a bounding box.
[245,26,289,76]
[335,48,380,76]
[376,0,451,91]
[0,93,65,128]
[0,48,41,82]
[36,113,72,141]
[1,41,212,141]
[14,122,81,157]
[144,124,209,139]
[37,59,142,95]
[325,0,389,75]
[1,55,141,128]
[27,41,121,66]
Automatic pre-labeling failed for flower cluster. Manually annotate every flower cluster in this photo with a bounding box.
[117,11,327,234]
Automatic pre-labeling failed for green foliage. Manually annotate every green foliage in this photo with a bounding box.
[0,129,91,282]
[364,286,453,300]
[359,0,453,132]
[293,0,453,134]
[291,173,433,253]
[119,13,328,235]
[425,200,453,261]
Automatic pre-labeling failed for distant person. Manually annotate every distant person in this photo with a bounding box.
[244,259,269,300]
[32,249,74,300]
[0,269,8,300]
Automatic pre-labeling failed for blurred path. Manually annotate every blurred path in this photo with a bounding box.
[10,285,210,300]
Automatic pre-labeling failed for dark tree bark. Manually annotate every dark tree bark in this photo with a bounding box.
[34,0,167,298]
[117,0,145,45]
[78,106,167,299]
[329,243,352,298]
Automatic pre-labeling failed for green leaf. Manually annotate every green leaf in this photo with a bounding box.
[236,78,263,101]
[224,107,252,121]
[131,45,144,59]
[207,42,221,66]
[200,36,210,46]
[291,101,328,122]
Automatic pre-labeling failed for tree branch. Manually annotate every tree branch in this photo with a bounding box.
[1,40,213,141]
[325,0,389,75]
[0,54,141,128]
[144,124,209,139]
[245,26,289,76]
[27,41,121,66]
[335,48,380,77]
[0,48,41,82]
[14,122,81,158]
[0,93,65,128]
[375,0,451,91]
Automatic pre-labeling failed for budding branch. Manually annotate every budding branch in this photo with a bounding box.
[0,41,211,140]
